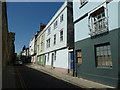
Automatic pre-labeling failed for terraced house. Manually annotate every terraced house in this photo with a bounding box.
[36,2,74,74]
[73,0,120,87]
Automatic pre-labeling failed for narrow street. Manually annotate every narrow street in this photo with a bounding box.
[3,64,81,89]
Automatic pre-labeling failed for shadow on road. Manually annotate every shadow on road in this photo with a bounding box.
[15,64,82,89]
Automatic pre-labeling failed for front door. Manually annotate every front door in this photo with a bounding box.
[70,52,74,70]
[51,53,54,68]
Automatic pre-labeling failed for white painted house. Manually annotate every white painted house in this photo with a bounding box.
[29,31,40,64]
[36,2,74,74]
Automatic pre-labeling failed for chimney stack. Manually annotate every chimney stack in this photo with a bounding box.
[40,23,46,31]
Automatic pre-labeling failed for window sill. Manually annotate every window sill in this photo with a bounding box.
[96,66,112,69]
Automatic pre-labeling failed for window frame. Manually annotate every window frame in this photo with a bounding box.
[53,34,56,45]
[88,6,109,37]
[60,29,63,42]
[95,42,112,68]
[54,20,58,29]
[47,27,51,36]
[46,38,50,48]
[60,14,64,22]
[76,50,82,64]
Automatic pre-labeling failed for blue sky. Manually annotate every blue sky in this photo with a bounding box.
[6,2,64,55]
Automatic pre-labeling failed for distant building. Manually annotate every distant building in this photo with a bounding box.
[20,47,30,63]
[29,31,40,64]
[2,2,15,68]
[73,0,120,87]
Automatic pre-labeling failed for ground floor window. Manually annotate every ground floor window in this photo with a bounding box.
[95,42,112,67]
[76,50,82,64]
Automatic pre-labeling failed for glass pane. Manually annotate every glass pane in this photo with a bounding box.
[108,50,111,55]
[107,45,111,50]
[101,56,105,65]
[100,46,104,51]
[102,12,105,17]
[96,47,99,51]
[78,58,82,64]
[77,51,82,57]
[97,51,100,56]
[104,50,108,55]
[100,50,104,55]
[104,46,107,51]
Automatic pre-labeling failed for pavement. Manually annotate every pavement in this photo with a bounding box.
[26,63,115,89]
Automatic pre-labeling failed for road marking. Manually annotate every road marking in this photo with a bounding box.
[16,67,28,90]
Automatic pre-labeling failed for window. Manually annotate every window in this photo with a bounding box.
[47,27,51,35]
[53,34,56,45]
[80,0,88,7]
[60,30,63,41]
[54,20,58,29]
[95,43,112,67]
[54,51,56,61]
[46,38,50,48]
[41,42,43,52]
[76,50,82,64]
[60,14,64,22]
[88,7,108,36]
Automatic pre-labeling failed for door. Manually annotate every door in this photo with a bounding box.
[70,52,74,70]
[51,53,54,68]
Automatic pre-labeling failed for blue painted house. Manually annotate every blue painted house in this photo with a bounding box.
[73,0,120,87]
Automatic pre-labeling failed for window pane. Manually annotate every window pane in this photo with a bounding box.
[77,58,82,64]
[77,51,82,57]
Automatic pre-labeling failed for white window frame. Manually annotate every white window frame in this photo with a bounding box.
[54,20,58,29]
[46,38,50,48]
[60,14,64,22]
[60,29,63,41]
[53,34,56,45]
[88,3,109,37]
[47,27,51,35]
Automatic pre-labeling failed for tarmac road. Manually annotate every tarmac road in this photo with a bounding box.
[15,65,81,89]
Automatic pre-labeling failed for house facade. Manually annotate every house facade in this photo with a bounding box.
[29,36,36,63]
[36,2,74,74]
[29,31,40,64]
[73,0,120,87]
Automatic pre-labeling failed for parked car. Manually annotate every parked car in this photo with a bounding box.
[14,59,23,65]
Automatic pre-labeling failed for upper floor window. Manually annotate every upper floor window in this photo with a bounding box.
[80,0,88,8]
[95,43,112,68]
[60,14,64,22]
[60,29,63,41]
[46,38,50,48]
[88,6,108,37]
[53,34,56,45]
[54,20,58,29]
[47,27,51,35]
